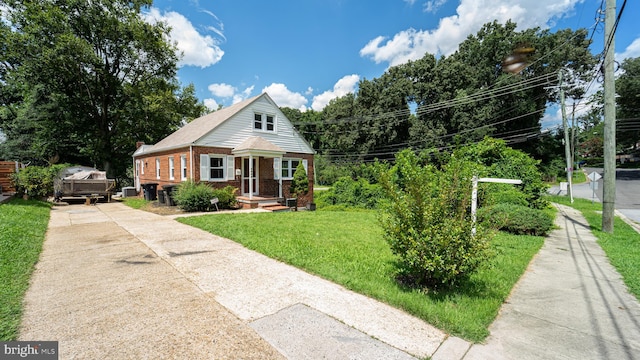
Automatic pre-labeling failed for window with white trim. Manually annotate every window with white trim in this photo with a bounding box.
[253,113,276,132]
[155,158,160,179]
[169,157,175,180]
[180,155,187,181]
[281,158,308,179]
[266,115,275,131]
[254,113,262,130]
[210,156,224,180]
[200,154,235,182]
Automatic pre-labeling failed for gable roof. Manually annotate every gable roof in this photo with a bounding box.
[142,94,263,155]
[132,144,154,157]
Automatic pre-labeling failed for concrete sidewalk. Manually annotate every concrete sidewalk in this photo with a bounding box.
[465,204,640,359]
[19,202,640,359]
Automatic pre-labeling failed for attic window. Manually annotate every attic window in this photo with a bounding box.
[254,113,276,132]
[254,113,262,130]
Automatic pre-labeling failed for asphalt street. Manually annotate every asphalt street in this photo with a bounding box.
[582,168,640,224]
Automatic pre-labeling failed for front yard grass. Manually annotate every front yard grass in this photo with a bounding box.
[179,210,544,342]
[548,195,640,300]
[0,198,51,340]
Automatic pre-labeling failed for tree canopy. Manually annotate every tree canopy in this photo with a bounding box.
[616,57,640,151]
[0,0,206,180]
[288,21,596,164]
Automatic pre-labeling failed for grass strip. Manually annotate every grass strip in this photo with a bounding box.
[121,197,148,209]
[179,210,544,342]
[0,198,51,340]
[548,195,640,300]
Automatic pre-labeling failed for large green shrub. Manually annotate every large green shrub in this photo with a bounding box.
[455,137,548,209]
[174,181,237,212]
[480,183,529,207]
[11,164,69,199]
[316,177,383,209]
[379,150,492,288]
[478,203,554,236]
[212,185,238,209]
[539,158,566,182]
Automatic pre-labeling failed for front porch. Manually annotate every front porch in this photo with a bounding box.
[237,195,290,212]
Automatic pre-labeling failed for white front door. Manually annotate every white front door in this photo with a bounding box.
[242,157,259,196]
[135,160,141,192]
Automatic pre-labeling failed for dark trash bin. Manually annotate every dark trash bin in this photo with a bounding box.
[163,184,178,206]
[157,189,165,204]
[286,198,297,208]
[142,183,158,201]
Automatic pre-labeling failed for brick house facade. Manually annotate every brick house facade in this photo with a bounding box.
[133,93,315,208]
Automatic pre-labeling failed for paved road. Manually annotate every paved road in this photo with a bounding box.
[582,168,640,224]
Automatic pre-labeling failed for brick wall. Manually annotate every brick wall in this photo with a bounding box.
[136,147,192,190]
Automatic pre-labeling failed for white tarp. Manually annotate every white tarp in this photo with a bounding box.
[64,171,107,180]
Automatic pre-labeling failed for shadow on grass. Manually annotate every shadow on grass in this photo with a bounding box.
[391,261,501,302]
[3,197,52,209]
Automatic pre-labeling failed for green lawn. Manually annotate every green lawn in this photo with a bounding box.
[179,210,544,342]
[121,197,147,209]
[0,198,51,340]
[548,195,640,300]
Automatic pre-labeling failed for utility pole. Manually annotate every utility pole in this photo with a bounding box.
[571,103,577,172]
[559,70,573,202]
[602,0,616,233]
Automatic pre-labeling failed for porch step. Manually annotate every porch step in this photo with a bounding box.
[238,196,284,209]
[260,203,291,212]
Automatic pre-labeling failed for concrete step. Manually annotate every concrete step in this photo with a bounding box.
[261,204,291,212]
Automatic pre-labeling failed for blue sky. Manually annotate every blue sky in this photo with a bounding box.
[145,0,640,120]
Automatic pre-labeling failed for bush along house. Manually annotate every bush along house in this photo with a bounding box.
[132,93,315,209]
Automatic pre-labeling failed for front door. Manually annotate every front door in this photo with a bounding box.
[135,160,141,192]
[243,158,258,195]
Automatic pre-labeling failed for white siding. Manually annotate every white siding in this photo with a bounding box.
[195,96,314,154]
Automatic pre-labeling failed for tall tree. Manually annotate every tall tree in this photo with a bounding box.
[281,107,323,150]
[617,57,640,151]
[354,66,412,160]
[320,93,358,159]
[409,21,596,153]
[0,0,205,179]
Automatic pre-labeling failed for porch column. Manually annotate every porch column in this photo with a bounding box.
[279,157,283,198]
[249,154,254,200]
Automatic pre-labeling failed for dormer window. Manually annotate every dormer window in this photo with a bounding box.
[254,113,276,132]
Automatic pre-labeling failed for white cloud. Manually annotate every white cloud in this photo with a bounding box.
[206,83,254,106]
[208,83,236,98]
[262,83,308,111]
[203,98,219,111]
[404,0,417,5]
[233,86,255,104]
[311,74,360,111]
[617,37,640,61]
[424,0,448,13]
[361,0,582,66]
[143,8,224,68]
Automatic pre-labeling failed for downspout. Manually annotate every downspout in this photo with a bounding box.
[189,145,194,180]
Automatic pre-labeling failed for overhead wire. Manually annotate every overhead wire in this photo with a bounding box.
[303,2,617,161]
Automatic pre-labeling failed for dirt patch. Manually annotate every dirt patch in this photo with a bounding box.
[141,202,187,216]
